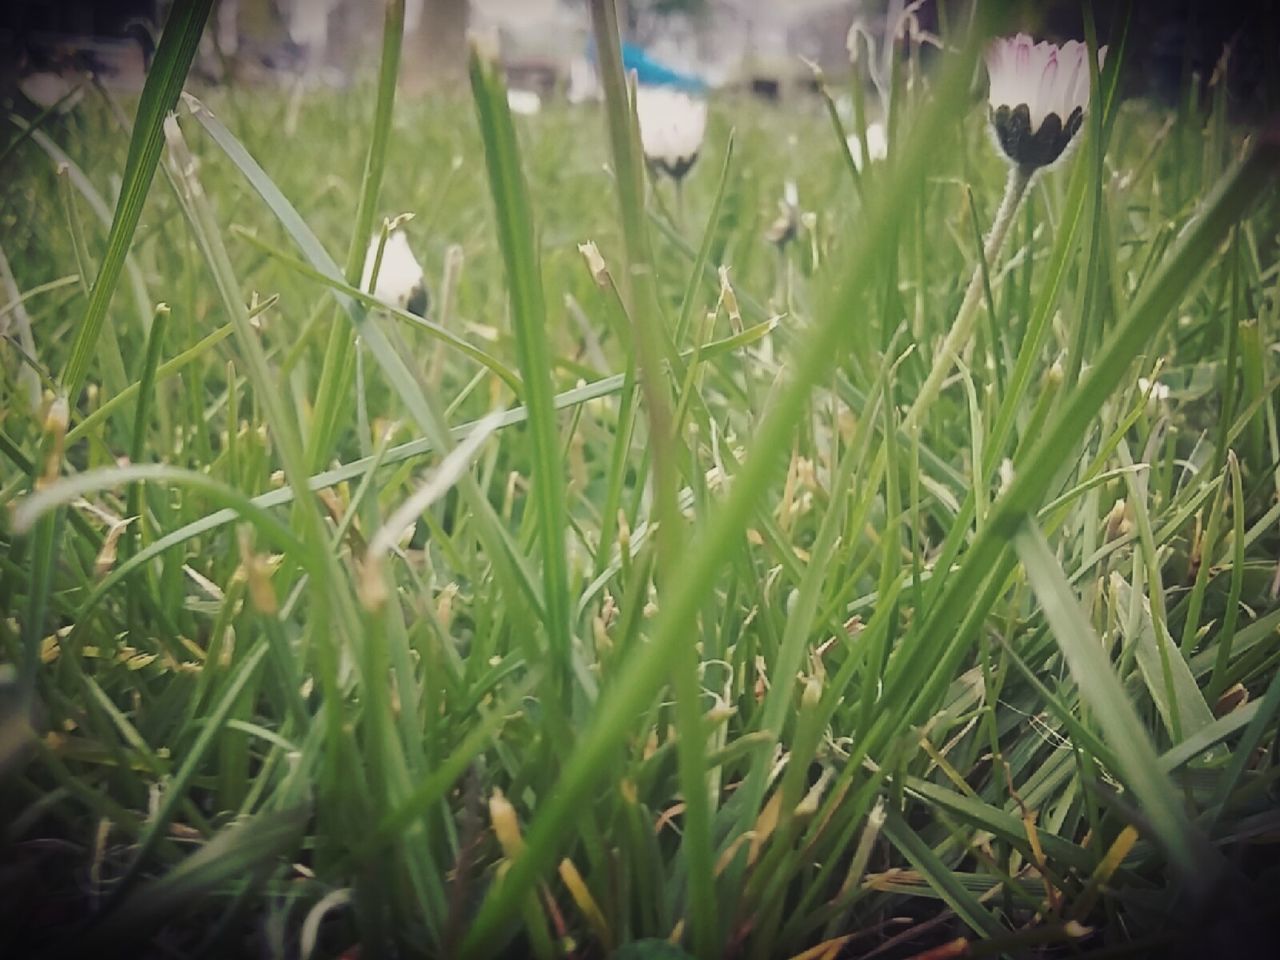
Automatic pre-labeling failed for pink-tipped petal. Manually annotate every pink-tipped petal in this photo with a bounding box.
[985,32,1100,168]
[1056,43,1086,120]
[1014,36,1031,80]
[1032,50,1059,131]
[986,40,1018,108]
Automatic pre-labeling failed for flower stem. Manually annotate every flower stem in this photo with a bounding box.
[904,163,1031,431]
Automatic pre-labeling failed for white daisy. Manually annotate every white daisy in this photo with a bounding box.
[361,230,428,317]
[765,180,800,247]
[1137,376,1171,415]
[567,56,599,104]
[985,34,1106,170]
[19,71,85,112]
[507,88,542,116]
[1136,376,1170,402]
[846,120,888,171]
[635,85,707,181]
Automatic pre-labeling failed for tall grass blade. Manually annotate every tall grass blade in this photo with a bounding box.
[1013,518,1219,896]
[60,0,214,401]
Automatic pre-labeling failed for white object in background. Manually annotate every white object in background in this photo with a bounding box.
[288,0,339,50]
[635,85,708,180]
[567,56,599,104]
[507,88,543,116]
[846,120,888,171]
[19,72,84,111]
[362,231,428,316]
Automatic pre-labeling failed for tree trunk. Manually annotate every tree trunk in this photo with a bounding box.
[403,0,469,91]
[324,0,380,76]
[237,0,290,53]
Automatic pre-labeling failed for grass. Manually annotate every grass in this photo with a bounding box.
[3,3,1280,958]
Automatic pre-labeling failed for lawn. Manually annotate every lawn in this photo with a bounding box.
[2,2,1279,958]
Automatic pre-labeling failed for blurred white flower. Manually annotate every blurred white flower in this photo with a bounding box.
[507,88,542,116]
[1137,376,1170,415]
[765,180,800,247]
[986,34,1106,170]
[635,85,707,181]
[567,56,599,104]
[846,120,888,171]
[361,230,427,317]
[1136,377,1170,401]
[999,457,1016,494]
[19,72,84,112]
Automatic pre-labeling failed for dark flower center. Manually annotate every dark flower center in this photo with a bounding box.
[991,104,1084,170]
[649,151,699,181]
[406,283,429,318]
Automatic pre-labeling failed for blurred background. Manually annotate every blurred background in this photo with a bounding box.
[0,0,1275,117]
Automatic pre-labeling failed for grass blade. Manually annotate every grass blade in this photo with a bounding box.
[1013,517,1219,896]
[60,0,214,401]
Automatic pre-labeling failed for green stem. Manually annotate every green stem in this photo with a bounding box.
[125,302,170,640]
[60,0,213,403]
[905,163,1031,431]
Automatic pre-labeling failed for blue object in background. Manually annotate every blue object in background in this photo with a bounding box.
[587,38,707,93]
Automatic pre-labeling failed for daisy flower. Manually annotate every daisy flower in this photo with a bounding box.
[19,71,85,112]
[1137,376,1171,415]
[904,35,1105,428]
[361,230,428,317]
[635,85,707,181]
[765,180,800,247]
[507,88,542,116]
[986,34,1107,171]
[846,120,888,171]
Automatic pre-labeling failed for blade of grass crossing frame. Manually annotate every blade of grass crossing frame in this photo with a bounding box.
[469,51,573,702]
[1208,453,1247,701]
[1013,517,1219,897]
[181,90,546,627]
[889,130,1280,757]
[22,0,212,701]
[125,302,169,632]
[458,16,996,956]
[882,810,1007,939]
[674,132,736,346]
[60,0,214,402]
[163,114,375,897]
[306,0,405,471]
[1110,575,1214,744]
[586,2,715,954]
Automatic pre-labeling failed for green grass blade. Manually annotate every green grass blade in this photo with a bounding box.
[182,91,544,626]
[882,809,1007,940]
[1013,517,1219,896]
[307,0,406,470]
[230,227,520,390]
[60,0,214,401]
[1110,575,1214,744]
[470,50,574,707]
[459,18,993,955]
[92,804,310,947]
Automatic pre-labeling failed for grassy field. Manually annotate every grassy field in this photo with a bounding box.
[3,3,1280,958]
